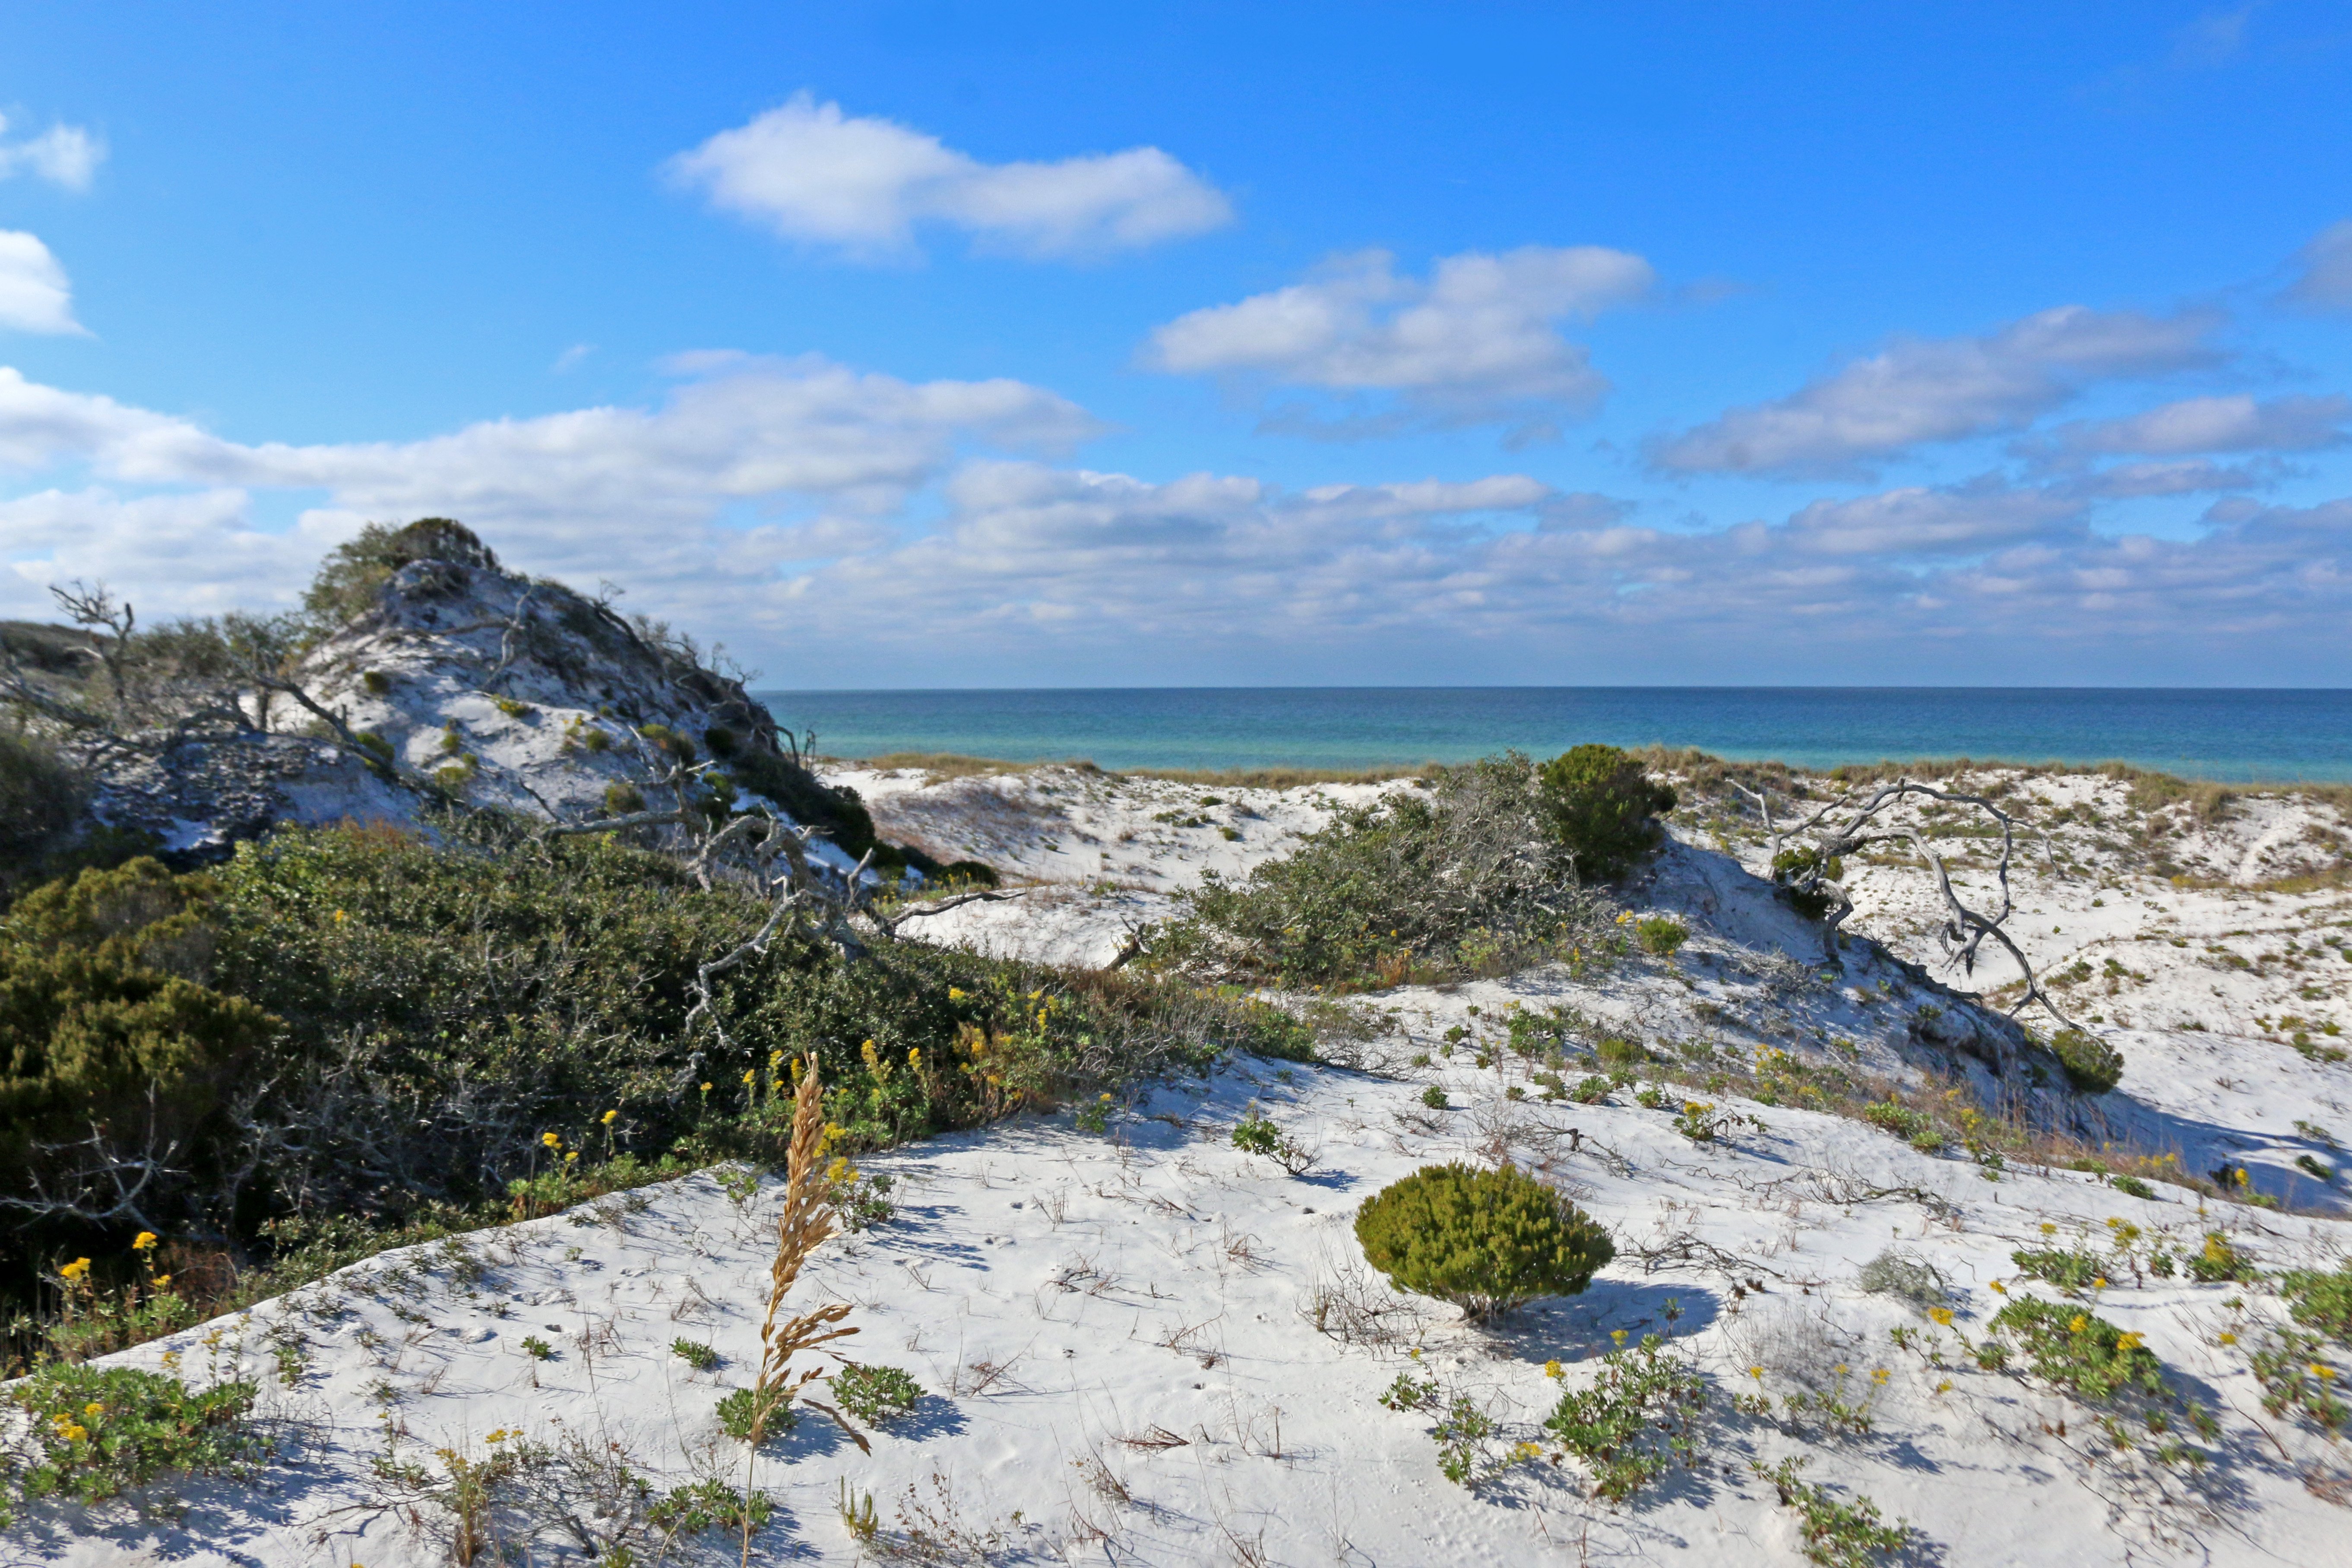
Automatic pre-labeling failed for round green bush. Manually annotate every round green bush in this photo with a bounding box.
[1355,1162,1614,1319]
[2049,1028,2123,1095]
[1535,744,1677,884]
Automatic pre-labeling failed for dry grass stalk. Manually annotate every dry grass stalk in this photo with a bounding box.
[739,1054,864,1565]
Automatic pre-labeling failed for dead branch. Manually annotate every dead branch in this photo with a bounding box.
[1734,776,2085,1040]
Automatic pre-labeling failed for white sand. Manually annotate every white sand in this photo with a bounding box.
[15,761,2350,1565]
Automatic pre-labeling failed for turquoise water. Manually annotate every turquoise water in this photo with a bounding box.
[755,687,2352,783]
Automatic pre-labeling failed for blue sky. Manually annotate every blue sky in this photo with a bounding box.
[1,2,2349,686]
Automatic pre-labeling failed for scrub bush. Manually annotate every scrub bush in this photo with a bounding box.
[2,1362,266,1520]
[1634,916,1687,957]
[1355,1162,1612,1319]
[1543,1332,1707,1499]
[2049,1028,2124,1095]
[830,1363,922,1425]
[1534,744,1677,884]
[1147,753,1611,988]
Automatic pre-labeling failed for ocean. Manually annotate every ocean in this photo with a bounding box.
[753,687,2352,783]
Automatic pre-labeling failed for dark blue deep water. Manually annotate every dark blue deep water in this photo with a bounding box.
[755,687,2352,783]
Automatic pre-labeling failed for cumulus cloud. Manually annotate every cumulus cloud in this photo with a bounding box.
[0,359,2346,683]
[1781,479,2085,557]
[1650,304,2223,478]
[0,233,84,334]
[2027,393,2349,460]
[2285,220,2352,311]
[0,116,104,191]
[1147,247,1654,440]
[666,94,1231,260]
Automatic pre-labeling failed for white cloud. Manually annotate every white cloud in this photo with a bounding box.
[0,116,104,191]
[1649,305,2223,478]
[0,360,2346,683]
[1782,480,2084,556]
[2030,393,2349,458]
[0,232,84,334]
[1146,247,1653,440]
[2286,220,2352,311]
[666,94,1231,260]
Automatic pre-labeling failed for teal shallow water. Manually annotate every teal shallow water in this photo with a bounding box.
[753,687,2352,783]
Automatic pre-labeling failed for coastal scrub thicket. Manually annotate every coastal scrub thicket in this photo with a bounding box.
[0,814,1307,1358]
[1148,748,1668,988]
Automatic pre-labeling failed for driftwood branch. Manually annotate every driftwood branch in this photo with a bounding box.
[1736,777,2085,1041]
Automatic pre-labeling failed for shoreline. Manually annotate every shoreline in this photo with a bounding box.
[821,745,2352,796]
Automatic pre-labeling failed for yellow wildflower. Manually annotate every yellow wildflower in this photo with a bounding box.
[132,1231,158,1252]
[61,1423,87,1443]
[2218,1331,2238,1346]
[2314,1365,2338,1381]
[948,987,966,1001]
[2115,1332,2144,1351]
[700,1081,712,1093]
[152,1275,171,1289]
[741,1069,756,1085]
[601,1110,617,1125]
[2068,1315,2089,1335]
[1989,1280,2007,1295]
[541,1131,561,1149]
[1611,1329,1628,1345]
[2039,1222,2057,1235]
[82,1402,104,1418]
[1929,1307,1955,1327]
[1747,1365,1764,1381]
[1544,1359,1564,1380]
[58,1257,90,1283]
[564,1151,579,1163]
[2092,1277,2107,1289]
[1934,1379,1953,1394]
[1871,1368,1889,1385]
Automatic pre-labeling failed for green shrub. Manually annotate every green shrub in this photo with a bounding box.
[671,1338,719,1372]
[1534,744,1676,884]
[1355,1163,1613,1318]
[2185,1230,2257,1284]
[716,1385,797,1443]
[1985,1296,2165,1401]
[2,1362,266,1518]
[1569,1074,1611,1104]
[2048,1028,2123,1094]
[1148,754,1607,988]
[301,517,498,630]
[1420,1085,1449,1110]
[2279,1261,2352,1343]
[601,781,646,815]
[1594,1035,1644,1069]
[830,1363,922,1425]
[2010,1247,2105,1293]
[1860,1101,1928,1141]
[1634,916,1687,957]
[2110,1174,2156,1200]
[0,730,90,870]
[1543,1333,1706,1499]
[0,859,277,1236]
[1753,1456,1911,1568]
[1769,845,1844,921]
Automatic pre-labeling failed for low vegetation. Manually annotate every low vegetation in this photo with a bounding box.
[1147,745,1672,988]
[1354,1162,1613,1319]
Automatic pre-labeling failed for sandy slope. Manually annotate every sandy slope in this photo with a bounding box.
[13,761,2352,1566]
